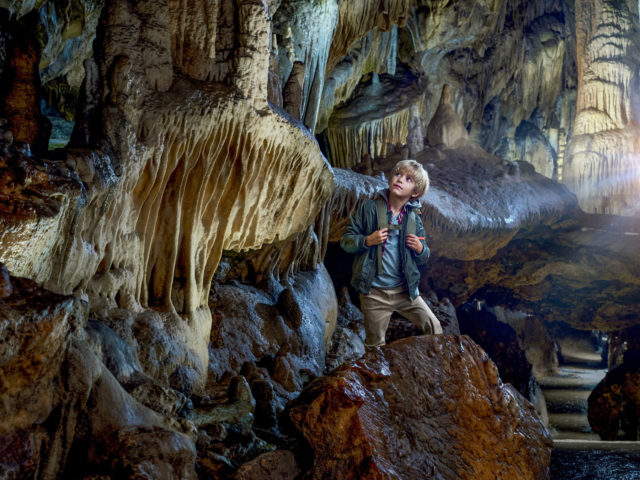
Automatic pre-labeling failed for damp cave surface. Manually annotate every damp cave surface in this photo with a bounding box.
[550,448,640,479]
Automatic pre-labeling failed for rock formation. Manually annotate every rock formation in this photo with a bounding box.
[588,349,640,440]
[565,0,640,215]
[289,335,553,480]
[426,84,470,148]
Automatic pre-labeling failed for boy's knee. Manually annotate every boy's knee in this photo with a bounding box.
[431,319,443,335]
[425,310,442,335]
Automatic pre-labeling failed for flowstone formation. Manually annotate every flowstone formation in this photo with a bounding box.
[314,0,577,177]
[565,0,640,215]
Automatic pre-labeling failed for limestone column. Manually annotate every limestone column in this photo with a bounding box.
[564,0,640,215]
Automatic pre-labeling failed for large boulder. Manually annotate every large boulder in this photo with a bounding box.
[289,335,552,480]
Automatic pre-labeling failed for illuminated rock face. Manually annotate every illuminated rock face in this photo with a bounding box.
[289,335,553,480]
[565,0,640,215]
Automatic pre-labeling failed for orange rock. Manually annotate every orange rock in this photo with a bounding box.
[289,335,552,480]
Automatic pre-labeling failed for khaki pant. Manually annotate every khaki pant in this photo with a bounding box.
[360,286,443,348]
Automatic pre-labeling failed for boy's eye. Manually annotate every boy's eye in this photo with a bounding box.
[407,177,413,183]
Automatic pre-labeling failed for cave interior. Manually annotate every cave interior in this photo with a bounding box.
[1,0,640,479]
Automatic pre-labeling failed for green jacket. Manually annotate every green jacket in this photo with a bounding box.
[340,189,430,300]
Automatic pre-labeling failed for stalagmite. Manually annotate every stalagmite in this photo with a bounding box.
[426,84,469,148]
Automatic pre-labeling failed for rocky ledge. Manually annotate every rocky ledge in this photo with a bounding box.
[288,335,553,480]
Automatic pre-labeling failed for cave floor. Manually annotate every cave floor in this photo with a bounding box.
[550,444,640,480]
[541,359,640,478]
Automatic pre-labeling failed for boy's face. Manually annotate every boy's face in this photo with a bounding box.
[388,169,419,202]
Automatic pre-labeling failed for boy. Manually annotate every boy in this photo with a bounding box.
[340,159,442,349]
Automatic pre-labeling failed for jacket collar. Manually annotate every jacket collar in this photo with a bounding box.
[376,188,421,211]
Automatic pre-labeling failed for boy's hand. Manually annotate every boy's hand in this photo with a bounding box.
[365,228,389,246]
[406,234,424,254]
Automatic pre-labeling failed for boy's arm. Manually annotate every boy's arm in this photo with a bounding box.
[340,201,370,254]
[412,216,430,266]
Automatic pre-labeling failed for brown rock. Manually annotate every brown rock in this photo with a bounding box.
[87,427,196,480]
[0,276,84,435]
[426,84,469,148]
[289,335,552,480]
[283,61,305,120]
[0,15,50,153]
[588,350,640,440]
[235,450,300,480]
[273,347,302,393]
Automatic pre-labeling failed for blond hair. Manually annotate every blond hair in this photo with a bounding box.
[390,159,429,197]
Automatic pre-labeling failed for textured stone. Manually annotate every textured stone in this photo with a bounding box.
[0,271,197,479]
[273,0,340,131]
[235,450,300,480]
[458,303,535,400]
[325,288,366,372]
[208,266,335,400]
[317,26,399,134]
[325,68,422,168]
[289,335,552,480]
[38,0,104,89]
[427,214,640,332]
[588,349,640,440]
[129,382,189,418]
[1,0,334,390]
[188,376,256,434]
[565,0,640,215]
[426,85,470,148]
[282,61,305,120]
[0,275,84,435]
[0,13,50,153]
[0,263,13,298]
[493,307,559,377]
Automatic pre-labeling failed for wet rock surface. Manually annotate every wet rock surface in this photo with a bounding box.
[289,335,552,480]
[208,265,336,399]
[588,349,640,440]
[550,447,640,480]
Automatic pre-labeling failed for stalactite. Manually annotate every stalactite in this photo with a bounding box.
[325,0,410,76]
[326,106,411,169]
